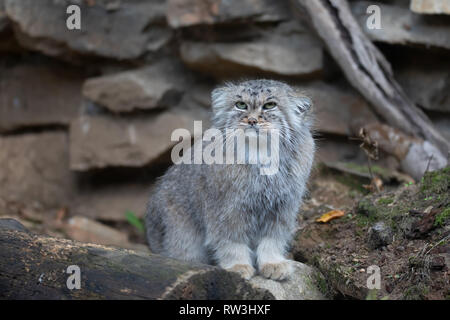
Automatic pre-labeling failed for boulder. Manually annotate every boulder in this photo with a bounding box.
[367,221,393,249]
[167,0,290,28]
[69,109,208,170]
[64,216,133,249]
[4,0,170,60]
[0,63,84,133]
[249,261,326,300]
[298,81,378,136]
[71,183,150,221]
[82,61,188,113]
[180,21,323,79]
[0,132,72,209]
[351,1,450,50]
[0,218,28,232]
[410,0,450,15]
[315,137,367,164]
[395,66,450,113]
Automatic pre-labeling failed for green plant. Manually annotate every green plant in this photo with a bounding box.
[378,197,394,205]
[434,208,450,227]
[125,211,145,233]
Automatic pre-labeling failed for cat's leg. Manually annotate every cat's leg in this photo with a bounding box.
[256,237,293,280]
[164,229,209,264]
[162,211,209,264]
[212,240,255,280]
[255,205,298,280]
[204,204,256,279]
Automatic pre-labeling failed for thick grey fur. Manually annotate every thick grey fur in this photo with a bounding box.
[145,79,315,280]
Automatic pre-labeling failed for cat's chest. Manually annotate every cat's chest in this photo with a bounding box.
[233,166,300,206]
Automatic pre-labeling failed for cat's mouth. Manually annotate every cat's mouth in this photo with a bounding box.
[244,124,259,131]
[238,122,273,132]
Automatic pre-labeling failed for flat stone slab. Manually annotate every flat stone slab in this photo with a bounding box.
[0,63,84,132]
[298,81,378,136]
[167,0,290,28]
[71,183,151,221]
[0,132,72,209]
[180,21,323,79]
[352,1,450,50]
[82,61,188,113]
[69,109,207,171]
[395,64,450,113]
[4,0,169,59]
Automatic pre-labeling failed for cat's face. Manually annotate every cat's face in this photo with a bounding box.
[211,80,312,140]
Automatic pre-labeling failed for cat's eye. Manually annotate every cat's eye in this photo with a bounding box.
[235,101,248,110]
[263,102,277,110]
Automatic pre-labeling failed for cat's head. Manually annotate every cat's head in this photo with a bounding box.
[211,79,313,139]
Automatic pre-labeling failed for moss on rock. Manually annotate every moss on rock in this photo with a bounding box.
[421,167,450,197]
[434,207,450,227]
[357,198,378,216]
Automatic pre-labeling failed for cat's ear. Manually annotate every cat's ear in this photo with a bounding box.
[211,86,229,111]
[293,94,312,115]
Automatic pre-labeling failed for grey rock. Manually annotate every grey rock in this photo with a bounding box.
[0,132,73,209]
[69,108,209,170]
[315,138,368,164]
[167,0,290,28]
[65,216,132,249]
[399,215,420,239]
[82,61,188,113]
[367,221,393,249]
[4,0,169,60]
[0,218,28,233]
[395,66,450,113]
[352,1,450,50]
[400,140,448,181]
[297,81,378,136]
[249,261,326,300]
[180,21,323,79]
[0,63,84,133]
[71,183,151,221]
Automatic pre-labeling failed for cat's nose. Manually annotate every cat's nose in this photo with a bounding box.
[248,117,258,126]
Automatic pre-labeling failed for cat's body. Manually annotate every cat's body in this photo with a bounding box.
[145,80,315,280]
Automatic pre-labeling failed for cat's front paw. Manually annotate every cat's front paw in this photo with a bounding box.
[259,261,293,281]
[226,264,255,280]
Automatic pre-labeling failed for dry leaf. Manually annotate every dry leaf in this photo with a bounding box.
[316,210,345,223]
[358,128,379,161]
[363,176,384,193]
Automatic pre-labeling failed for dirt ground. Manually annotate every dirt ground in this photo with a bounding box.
[294,166,449,300]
